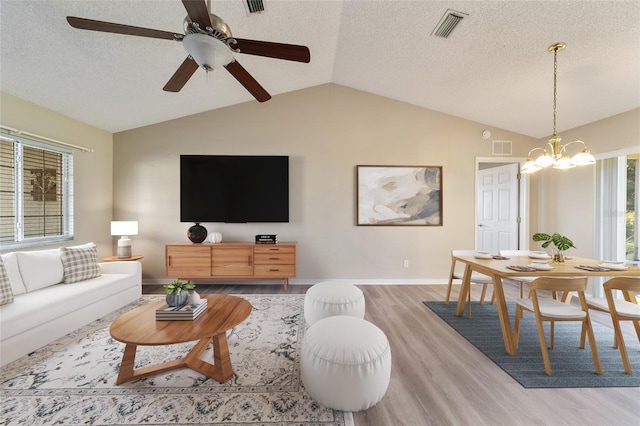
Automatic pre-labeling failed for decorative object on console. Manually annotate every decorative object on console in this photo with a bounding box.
[111,221,138,258]
[209,231,223,243]
[357,165,443,226]
[520,43,596,174]
[532,232,575,263]
[187,222,207,243]
[164,279,195,307]
[255,234,278,244]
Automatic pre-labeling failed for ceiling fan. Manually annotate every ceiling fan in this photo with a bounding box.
[66,0,310,102]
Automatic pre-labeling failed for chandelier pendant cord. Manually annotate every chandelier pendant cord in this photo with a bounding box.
[553,47,558,138]
[519,42,596,174]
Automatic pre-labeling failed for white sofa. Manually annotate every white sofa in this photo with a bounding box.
[0,245,142,367]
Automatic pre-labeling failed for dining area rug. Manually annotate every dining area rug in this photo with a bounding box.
[423,301,640,388]
[0,294,353,425]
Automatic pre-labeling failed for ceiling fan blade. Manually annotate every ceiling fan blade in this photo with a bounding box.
[163,57,199,92]
[182,0,212,29]
[231,39,310,63]
[66,17,179,41]
[225,60,271,102]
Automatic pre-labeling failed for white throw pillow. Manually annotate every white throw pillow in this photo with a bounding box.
[60,244,101,284]
[16,249,64,292]
[0,252,27,295]
[0,257,14,305]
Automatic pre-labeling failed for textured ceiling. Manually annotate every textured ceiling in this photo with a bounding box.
[1,0,639,138]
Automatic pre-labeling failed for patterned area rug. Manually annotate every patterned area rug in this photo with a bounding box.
[0,294,354,425]
[423,301,640,388]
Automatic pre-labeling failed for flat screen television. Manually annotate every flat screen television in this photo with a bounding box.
[180,155,289,223]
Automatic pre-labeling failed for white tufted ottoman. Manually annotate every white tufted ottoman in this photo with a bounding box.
[300,315,391,412]
[304,281,365,325]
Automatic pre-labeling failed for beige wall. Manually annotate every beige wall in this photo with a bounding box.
[531,108,640,258]
[0,92,114,257]
[113,84,538,282]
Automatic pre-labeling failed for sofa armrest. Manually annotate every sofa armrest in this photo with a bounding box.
[98,261,142,277]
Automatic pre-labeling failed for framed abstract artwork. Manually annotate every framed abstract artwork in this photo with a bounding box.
[356,165,443,226]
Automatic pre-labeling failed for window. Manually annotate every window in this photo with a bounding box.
[626,155,639,263]
[0,134,74,250]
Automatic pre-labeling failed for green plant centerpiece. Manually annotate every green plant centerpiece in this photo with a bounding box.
[532,232,576,263]
[164,279,195,307]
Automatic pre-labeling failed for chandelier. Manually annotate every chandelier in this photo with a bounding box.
[521,42,596,174]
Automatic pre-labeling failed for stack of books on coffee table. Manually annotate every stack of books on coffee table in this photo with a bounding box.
[155,299,208,321]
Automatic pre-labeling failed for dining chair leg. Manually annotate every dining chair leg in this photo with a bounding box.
[479,284,488,305]
[550,321,555,350]
[584,315,603,375]
[519,282,524,299]
[533,313,553,376]
[579,322,587,348]
[467,284,472,319]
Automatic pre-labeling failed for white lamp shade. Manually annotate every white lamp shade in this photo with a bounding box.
[111,221,138,236]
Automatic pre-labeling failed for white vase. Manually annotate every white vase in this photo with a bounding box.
[209,232,223,244]
[187,289,201,305]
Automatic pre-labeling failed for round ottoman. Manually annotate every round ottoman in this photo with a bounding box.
[300,315,391,412]
[304,281,365,325]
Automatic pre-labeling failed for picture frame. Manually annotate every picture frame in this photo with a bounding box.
[356,165,443,226]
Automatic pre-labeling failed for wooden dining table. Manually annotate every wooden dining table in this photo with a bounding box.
[453,254,640,355]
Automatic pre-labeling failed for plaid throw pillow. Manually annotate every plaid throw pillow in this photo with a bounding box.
[0,257,14,305]
[60,244,101,284]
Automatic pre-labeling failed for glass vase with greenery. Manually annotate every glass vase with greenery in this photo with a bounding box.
[532,232,576,263]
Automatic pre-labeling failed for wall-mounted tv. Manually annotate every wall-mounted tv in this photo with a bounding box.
[180,155,289,223]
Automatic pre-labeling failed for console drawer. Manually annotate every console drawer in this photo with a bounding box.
[254,253,295,264]
[254,264,296,277]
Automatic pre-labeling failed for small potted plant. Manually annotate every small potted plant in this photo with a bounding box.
[164,279,195,307]
[532,232,576,263]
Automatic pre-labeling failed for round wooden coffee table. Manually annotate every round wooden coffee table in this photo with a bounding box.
[110,294,251,385]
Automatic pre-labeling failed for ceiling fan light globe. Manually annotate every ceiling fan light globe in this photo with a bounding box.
[183,33,234,71]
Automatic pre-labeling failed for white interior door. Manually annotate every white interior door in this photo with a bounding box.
[477,163,519,253]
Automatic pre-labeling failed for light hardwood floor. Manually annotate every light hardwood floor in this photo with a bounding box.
[143,282,640,426]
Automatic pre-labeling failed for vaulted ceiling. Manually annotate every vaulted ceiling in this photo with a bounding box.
[1,1,638,138]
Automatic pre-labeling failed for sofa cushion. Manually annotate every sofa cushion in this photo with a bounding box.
[60,244,101,284]
[0,252,26,296]
[0,258,14,305]
[16,249,64,292]
[0,272,140,341]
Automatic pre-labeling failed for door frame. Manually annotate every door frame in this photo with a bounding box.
[475,157,529,250]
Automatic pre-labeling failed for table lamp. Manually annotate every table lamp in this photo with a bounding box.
[111,221,138,259]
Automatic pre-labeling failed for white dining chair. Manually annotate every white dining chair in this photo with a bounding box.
[445,250,495,318]
[514,276,602,377]
[584,277,640,375]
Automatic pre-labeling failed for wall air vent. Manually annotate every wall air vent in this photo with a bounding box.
[431,9,468,38]
[492,140,513,156]
[244,0,266,15]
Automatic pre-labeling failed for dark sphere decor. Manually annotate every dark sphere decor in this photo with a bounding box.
[187,223,208,243]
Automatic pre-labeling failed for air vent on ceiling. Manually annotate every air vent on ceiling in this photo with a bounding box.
[431,9,468,38]
[492,140,513,156]
[244,0,266,15]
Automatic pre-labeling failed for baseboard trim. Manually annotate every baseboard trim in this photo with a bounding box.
[142,278,447,286]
